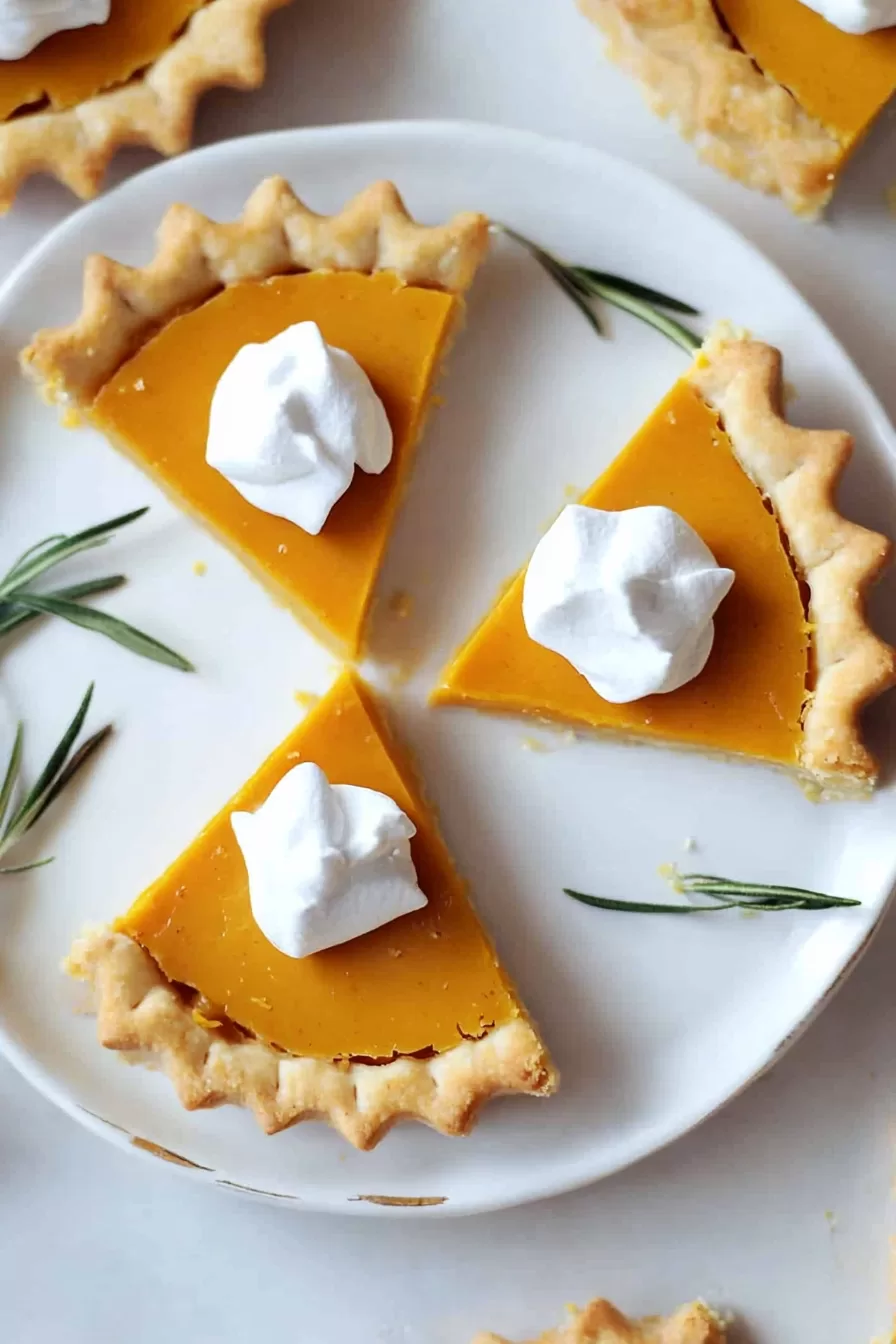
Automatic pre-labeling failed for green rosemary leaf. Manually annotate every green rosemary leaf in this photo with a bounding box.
[564,888,738,914]
[570,267,699,315]
[564,868,861,915]
[0,856,55,875]
[11,592,193,672]
[3,684,96,841]
[0,576,127,638]
[0,722,23,831]
[0,687,112,874]
[0,507,148,597]
[492,221,702,354]
[27,724,113,827]
[581,279,702,354]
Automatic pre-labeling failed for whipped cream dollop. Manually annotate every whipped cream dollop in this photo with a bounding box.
[522,504,735,704]
[797,0,896,32]
[206,321,393,536]
[232,762,427,959]
[0,0,109,59]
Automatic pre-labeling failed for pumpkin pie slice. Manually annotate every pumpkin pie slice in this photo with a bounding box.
[21,177,488,659]
[67,670,555,1147]
[0,0,293,210]
[578,0,896,216]
[434,326,896,799]
[473,1296,726,1344]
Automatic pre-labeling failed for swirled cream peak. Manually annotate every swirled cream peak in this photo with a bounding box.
[206,321,393,536]
[0,0,110,59]
[798,0,896,31]
[231,762,427,959]
[522,504,735,704]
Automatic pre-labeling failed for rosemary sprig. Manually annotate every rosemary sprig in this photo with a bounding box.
[0,683,112,874]
[493,223,702,355]
[564,866,860,915]
[0,509,193,672]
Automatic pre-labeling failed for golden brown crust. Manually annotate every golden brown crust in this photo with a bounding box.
[20,176,490,403]
[689,325,896,797]
[66,927,557,1149]
[0,0,292,212]
[576,0,842,217]
[472,1298,727,1344]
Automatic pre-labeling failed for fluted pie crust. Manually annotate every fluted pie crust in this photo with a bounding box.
[66,928,553,1148]
[577,0,868,217]
[0,0,291,211]
[692,328,895,795]
[472,1297,726,1344]
[21,175,489,404]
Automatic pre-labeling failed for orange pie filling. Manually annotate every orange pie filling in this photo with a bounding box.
[117,672,524,1062]
[0,0,207,121]
[433,379,810,768]
[89,270,460,659]
[716,0,896,162]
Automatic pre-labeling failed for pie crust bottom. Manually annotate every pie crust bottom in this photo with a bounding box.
[66,927,557,1149]
[472,1297,726,1343]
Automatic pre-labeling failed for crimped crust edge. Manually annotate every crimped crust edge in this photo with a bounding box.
[689,325,896,797]
[66,927,557,1150]
[577,0,843,217]
[0,0,292,211]
[472,1296,727,1344]
[20,176,490,402]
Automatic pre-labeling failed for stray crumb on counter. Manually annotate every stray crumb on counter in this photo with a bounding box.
[683,836,697,853]
[824,1209,838,1231]
[387,590,413,619]
[192,560,207,577]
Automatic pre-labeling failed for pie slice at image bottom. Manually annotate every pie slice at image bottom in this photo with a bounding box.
[67,671,556,1150]
[472,1296,726,1343]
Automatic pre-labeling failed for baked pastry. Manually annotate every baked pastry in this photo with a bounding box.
[577,0,896,216]
[21,177,488,659]
[473,1297,726,1343]
[0,0,293,210]
[66,670,556,1148]
[433,325,896,799]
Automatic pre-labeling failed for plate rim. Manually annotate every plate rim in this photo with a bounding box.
[1,117,895,1218]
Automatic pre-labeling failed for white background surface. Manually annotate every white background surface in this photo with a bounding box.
[1,1,896,1340]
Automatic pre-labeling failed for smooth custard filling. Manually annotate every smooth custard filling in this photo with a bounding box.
[433,380,809,766]
[716,0,896,146]
[0,0,206,120]
[117,672,520,1062]
[90,271,459,659]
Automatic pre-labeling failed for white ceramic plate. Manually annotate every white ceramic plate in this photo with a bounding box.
[1,121,895,1218]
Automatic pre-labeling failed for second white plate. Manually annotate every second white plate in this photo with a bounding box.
[1,120,895,1216]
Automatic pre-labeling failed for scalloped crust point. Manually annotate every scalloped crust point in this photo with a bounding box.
[66,927,557,1149]
[19,175,491,403]
[472,1297,727,1344]
[689,326,896,797]
[0,0,293,212]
